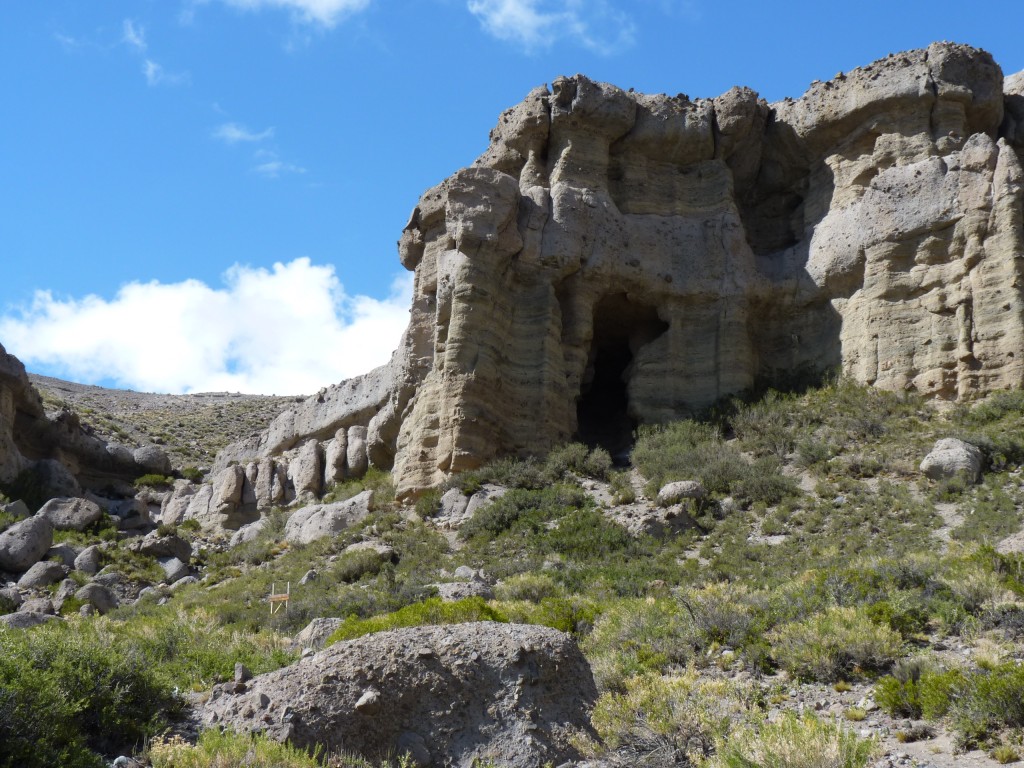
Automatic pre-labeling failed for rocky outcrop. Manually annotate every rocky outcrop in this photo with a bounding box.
[209,43,1024,499]
[201,622,598,767]
[0,342,171,506]
[920,437,984,483]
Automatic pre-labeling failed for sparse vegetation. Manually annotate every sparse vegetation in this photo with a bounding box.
[10,378,1024,766]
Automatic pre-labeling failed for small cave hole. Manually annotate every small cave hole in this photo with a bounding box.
[576,293,669,464]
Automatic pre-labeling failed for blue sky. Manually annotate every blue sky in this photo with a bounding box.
[2,1,1022,394]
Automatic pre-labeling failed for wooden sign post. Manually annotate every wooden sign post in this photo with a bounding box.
[268,581,290,615]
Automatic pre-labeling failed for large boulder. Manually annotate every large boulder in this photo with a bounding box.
[126,531,191,563]
[0,516,53,573]
[17,560,68,589]
[920,438,984,483]
[74,583,119,615]
[133,445,172,475]
[37,497,103,532]
[201,622,598,767]
[284,491,373,545]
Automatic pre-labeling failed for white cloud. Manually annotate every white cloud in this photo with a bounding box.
[0,259,412,396]
[467,0,636,53]
[250,149,306,177]
[122,19,147,52]
[214,122,275,143]
[253,159,307,177]
[143,59,189,86]
[216,0,374,27]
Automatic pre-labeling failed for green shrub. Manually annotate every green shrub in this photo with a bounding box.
[584,598,695,691]
[768,606,903,682]
[951,662,1024,750]
[592,670,749,762]
[709,713,878,768]
[0,621,179,764]
[134,473,173,489]
[148,731,330,768]
[494,572,561,602]
[633,419,797,506]
[181,466,204,482]
[326,597,508,644]
[414,488,442,518]
[608,470,636,504]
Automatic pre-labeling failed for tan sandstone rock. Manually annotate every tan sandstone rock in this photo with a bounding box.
[209,44,1024,500]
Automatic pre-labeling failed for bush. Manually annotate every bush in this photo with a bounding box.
[0,621,180,765]
[592,670,749,763]
[633,419,797,506]
[584,598,695,691]
[134,473,173,489]
[148,731,329,768]
[325,597,508,644]
[769,606,903,682]
[709,713,878,768]
[494,572,561,602]
[951,662,1024,750]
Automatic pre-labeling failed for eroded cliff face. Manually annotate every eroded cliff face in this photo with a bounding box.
[0,343,165,503]
[213,43,1024,503]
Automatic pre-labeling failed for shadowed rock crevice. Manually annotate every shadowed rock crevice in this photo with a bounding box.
[576,294,668,461]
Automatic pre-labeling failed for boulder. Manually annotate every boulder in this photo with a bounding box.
[323,429,348,485]
[74,544,103,575]
[229,518,267,548]
[0,516,53,573]
[435,581,494,601]
[158,557,190,584]
[201,622,598,767]
[920,438,984,483]
[133,445,172,475]
[0,612,60,629]
[284,491,373,545]
[75,583,119,615]
[434,488,470,529]
[342,540,397,563]
[17,560,68,589]
[37,497,103,531]
[127,531,191,563]
[47,544,78,567]
[288,440,324,499]
[292,617,345,651]
[0,586,23,612]
[19,597,55,615]
[463,485,507,523]
[1,499,30,519]
[346,426,368,478]
[657,480,707,506]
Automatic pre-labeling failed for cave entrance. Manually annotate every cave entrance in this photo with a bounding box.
[576,294,669,463]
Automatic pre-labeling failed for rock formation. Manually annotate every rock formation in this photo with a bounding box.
[201,621,598,767]
[0,342,171,504]
[210,43,1023,500]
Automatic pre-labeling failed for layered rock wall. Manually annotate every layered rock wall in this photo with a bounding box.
[213,43,1024,501]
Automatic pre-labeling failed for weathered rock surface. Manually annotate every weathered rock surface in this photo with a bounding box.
[201,622,598,767]
[0,611,60,629]
[75,583,119,615]
[0,515,53,573]
[292,617,345,650]
[37,497,103,531]
[198,44,1024,498]
[126,531,191,563]
[284,490,373,545]
[17,560,68,589]
[920,437,985,483]
[657,480,707,506]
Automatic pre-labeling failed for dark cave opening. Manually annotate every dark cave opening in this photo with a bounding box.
[576,294,668,463]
